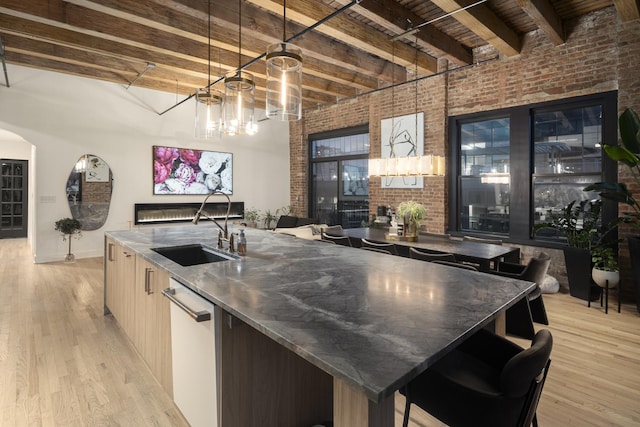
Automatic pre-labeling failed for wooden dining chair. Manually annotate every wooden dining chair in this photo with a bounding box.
[409,247,456,263]
[321,231,352,247]
[361,238,399,255]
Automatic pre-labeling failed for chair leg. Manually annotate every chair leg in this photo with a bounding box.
[402,386,411,427]
[529,296,549,325]
[506,298,535,340]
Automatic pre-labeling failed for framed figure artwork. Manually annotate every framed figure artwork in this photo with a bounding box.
[85,155,110,182]
[380,112,424,189]
[153,146,232,195]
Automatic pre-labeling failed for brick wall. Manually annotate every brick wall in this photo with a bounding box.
[81,172,112,203]
[614,14,640,301]
[290,7,640,299]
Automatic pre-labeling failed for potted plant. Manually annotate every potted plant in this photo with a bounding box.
[54,217,82,262]
[243,207,261,228]
[534,199,614,300]
[397,200,426,237]
[591,245,620,288]
[261,208,280,230]
[585,107,640,310]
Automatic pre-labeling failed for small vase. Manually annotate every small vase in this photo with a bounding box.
[407,220,418,237]
[591,267,619,289]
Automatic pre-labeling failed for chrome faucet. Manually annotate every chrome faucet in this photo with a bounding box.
[193,191,235,252]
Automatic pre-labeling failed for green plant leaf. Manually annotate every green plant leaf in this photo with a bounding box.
[585,182,635,205]
[619,107,640,154]
[603,145,640,167]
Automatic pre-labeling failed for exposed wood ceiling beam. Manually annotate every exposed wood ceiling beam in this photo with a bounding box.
[515,0,565,45]
[0,1,378,103]
[0,0,624,109]
[246,0,439,75]
[612,0,640,21]
[429,0,522,56]
[64,0,402,85]
[330,0,473,66]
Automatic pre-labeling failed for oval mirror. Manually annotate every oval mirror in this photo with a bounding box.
[66,154,113,230]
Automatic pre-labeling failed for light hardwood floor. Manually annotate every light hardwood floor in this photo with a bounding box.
[1,238,639,426]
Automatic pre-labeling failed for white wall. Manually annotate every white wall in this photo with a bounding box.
[0,65,291,262]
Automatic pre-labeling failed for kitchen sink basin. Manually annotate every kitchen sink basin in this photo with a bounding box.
[151,244,237,266]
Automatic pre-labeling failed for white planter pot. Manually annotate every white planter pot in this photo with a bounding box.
[592,267,620,289]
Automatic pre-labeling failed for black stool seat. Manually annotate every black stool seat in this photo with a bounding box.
[401,329,553,427]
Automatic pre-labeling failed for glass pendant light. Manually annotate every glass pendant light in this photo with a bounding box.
[195,0,223,139]
[195,88,223,139]
[265,0,302,121]
[223,0,257,136]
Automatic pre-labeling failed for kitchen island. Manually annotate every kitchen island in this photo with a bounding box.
[105,225,534,427]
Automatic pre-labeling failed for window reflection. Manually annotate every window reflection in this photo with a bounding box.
[534,106,602,174]
[310,129,370,228]
[533,105,602,230]
[459,118,510,234]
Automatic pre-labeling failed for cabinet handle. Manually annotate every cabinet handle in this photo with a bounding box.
[122,251,132,258]
[162,288,211,322]
[145,267,154,295]
[148,268,154,295]
[108,243,114,262]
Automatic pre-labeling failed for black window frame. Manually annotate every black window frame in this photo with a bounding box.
[308,124,370,228]
[448,91,618,247]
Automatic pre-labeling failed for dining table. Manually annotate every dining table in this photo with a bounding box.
[337,227,521,272]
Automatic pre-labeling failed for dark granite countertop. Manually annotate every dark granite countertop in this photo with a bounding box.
[106,225,534,403]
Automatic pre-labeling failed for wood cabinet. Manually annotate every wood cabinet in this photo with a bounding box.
[104,237,136,337]
[104,238,172,396]
[134,256,173,396]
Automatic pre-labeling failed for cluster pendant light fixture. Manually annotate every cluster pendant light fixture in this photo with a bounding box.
[223,0,257,136]
[195,0,223,139]
[368,155,445,177]
[368,34,445,178]
[265,0,303,121]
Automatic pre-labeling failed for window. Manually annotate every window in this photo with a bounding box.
[448,92,617,244]
[459,118,510,233]
[532,105,603,230]
[309,125,370,227]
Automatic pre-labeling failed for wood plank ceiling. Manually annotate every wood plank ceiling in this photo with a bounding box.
[0,0,637,112]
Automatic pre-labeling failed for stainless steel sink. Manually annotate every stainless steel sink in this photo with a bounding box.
[151,244,237,266]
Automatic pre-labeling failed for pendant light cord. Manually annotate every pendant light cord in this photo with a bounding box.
[283,0,286,42]
[415,34,418,152]
[207,0,211,87]
[238,0,242,70]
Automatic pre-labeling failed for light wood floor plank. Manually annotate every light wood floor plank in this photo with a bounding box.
[0,239,187,427]
[1,238,639,426]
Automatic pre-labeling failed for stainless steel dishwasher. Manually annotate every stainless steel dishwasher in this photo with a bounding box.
[163,278,218,427]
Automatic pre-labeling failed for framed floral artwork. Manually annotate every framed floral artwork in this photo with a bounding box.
[153,146,232,195]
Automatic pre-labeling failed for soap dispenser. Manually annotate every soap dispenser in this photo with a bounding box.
[237,229,247,256]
